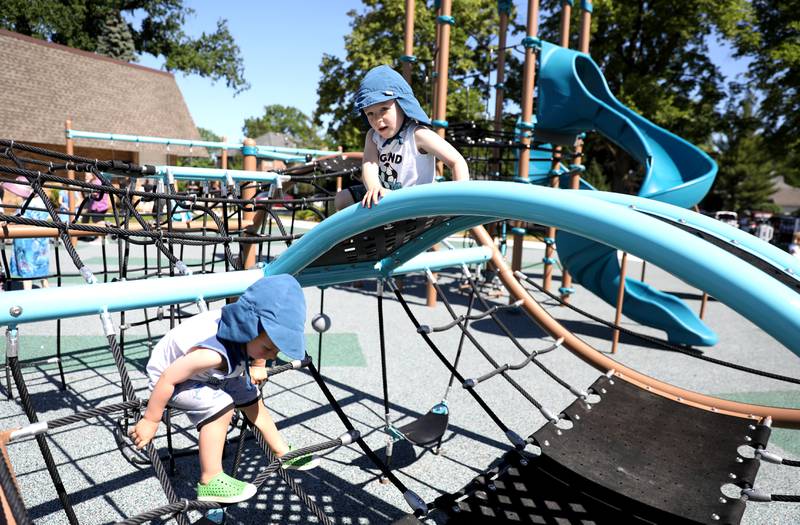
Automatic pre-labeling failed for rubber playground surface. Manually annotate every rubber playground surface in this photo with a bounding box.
[1,236,798,524]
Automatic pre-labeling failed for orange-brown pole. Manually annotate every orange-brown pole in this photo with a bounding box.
[512,0,540,278]
[545,1,573,297]
[430,4,442,118]
[0,431,20,525]
[427,0,454,307]
[402,0,415,83]
[221,136,228,170]
[240,139,258,269]
[493,7,509,133]
[64,119,78,247]
[611,252,628,353]
[699,292,709,319]
[558,2,592,300]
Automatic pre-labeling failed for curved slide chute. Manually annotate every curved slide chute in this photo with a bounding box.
[535,41,719,345]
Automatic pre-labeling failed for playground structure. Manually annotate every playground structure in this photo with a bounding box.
[0,1,797,524]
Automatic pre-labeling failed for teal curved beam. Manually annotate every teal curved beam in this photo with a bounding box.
[586,191,800,275]
[265,182,800,355]
[0,182,798,356]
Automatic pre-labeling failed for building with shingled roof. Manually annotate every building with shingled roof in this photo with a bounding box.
[0,29,205,166]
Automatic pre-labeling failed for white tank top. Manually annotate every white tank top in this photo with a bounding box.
[370,124,436,189]
[145,310,246,387]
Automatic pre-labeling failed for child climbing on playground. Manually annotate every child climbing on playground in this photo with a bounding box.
[129,274,317,504]
[335,64,469,210]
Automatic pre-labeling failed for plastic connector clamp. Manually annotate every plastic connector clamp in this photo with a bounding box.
[522,36,541,49]
[399,54,418,63]
[543,237,555,245]
[559,287,575,295]
[542,257,557,265]
[437,15,455,25]
[431,119,449,129]
[518,119,536,130]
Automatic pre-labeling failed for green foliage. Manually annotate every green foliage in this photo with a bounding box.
[175,127,242,169]
[242,105,324,147]
[96,11,135,61]
[314,0,517,150]
[197,127,222,143]
[702,96,777,212]
[0,0,248,93]
[727,0,800,186]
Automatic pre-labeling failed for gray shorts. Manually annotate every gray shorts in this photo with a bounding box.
[168,376,259,430]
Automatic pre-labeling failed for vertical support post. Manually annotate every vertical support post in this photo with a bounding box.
[402,0,416,83]
[221,136,228,170]
[513,0,540,279]
[431,2,442,120]
[611,252,628,354]
[336,146,343,196]
[427,0,454,308]
[64,120,77,247]
[546,0,573,297]
[558,1,592,301]
[240,139,259,270]
[493,3,510,136]
[699,292,709,319]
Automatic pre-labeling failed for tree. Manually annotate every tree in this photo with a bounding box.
[727,0,800,186]
[702,95,777,213]
[242,105,324,148]
[96,11,135,61]
[0,0,248,93]
[314,0,518,150]
[534,0,750,194]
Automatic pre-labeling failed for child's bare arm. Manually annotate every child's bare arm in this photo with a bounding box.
[361,132,388,208]
[415,128,470,181]
[129,348,223,449]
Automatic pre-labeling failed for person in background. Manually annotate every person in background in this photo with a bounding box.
[2,177,51,290]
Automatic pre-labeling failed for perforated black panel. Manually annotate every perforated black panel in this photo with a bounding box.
[436,376,763,524]
[308,216,453,267]
[530,375,759,524]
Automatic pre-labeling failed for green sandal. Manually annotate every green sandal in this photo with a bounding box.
[197,472,257,504]
[281,445,320,471]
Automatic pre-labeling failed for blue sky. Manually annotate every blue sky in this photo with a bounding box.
[133,1,749,142]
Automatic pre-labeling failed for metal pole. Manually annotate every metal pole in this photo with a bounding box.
[611,252,628,354]
[402,0,416,83]
[427,0,454,308]
[546,0,573,297]
[240,138,258,269]
[512,0,540,278]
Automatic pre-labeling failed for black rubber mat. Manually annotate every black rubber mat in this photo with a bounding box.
[434,375,766,524]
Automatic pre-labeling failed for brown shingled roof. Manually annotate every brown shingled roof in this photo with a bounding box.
[0,29,205,157]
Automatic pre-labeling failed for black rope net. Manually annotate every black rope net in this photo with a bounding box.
[0,141,366,524]
[0,140,796,525]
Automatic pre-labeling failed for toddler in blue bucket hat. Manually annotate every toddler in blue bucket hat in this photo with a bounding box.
[335,64,469,210]
[129,274,317,504]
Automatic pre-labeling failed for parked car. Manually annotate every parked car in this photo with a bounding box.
[713,210,738,228]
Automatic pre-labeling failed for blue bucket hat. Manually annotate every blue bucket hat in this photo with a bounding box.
[217,275,307,361]
[354,65,431,126]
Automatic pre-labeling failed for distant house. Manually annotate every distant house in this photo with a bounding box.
[0,29,204,166]
[253,132,298,171]
[771,176,800,214]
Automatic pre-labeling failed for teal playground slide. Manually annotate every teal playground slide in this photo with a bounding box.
[532,41,718,346]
